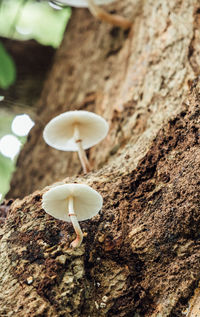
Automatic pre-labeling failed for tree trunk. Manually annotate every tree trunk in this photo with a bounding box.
[1,0,200,316]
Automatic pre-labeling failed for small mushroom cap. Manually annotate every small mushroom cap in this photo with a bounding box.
[42,183,103,221]
[55,0,115,8]
[43,110,109,151]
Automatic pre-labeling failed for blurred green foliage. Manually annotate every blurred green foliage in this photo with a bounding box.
[0,0,71,47]
[0,114,15,201]
[0,113,28,201]
[0,42,16,89]
[0,154,14,200]
[0,113,14,139]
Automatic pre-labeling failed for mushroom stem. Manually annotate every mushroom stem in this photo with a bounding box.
[74,125,91,173]
[86,0,132,30]
[68,197,83,248]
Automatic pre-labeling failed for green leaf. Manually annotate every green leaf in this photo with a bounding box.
[0,1,71,48]
[0,154,15,199]
[0,42,16,89]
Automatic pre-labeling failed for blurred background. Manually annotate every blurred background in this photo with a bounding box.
[0,0,71,201]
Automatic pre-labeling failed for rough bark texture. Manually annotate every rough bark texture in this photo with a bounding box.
[1,79,200,316]
[1,0,200,316]
[8,0,199,198]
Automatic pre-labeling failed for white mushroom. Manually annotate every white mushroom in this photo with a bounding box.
[43,110,109,173]
[50,0,132,29]
[42,183,103,248]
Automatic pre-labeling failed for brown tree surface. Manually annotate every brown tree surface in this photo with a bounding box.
[1,0,200,316]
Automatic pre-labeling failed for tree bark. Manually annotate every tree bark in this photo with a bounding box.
[1,0,200,316]
[9,0,199,199]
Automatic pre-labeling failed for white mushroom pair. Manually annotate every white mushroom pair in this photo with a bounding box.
[42,111,107,248]
[43,110,109,173]
[50,0,132,29]
[42,183,102,248]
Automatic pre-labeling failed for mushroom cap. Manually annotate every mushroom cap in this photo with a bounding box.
[43,110,109,151]
[54,0,115,8]
[42,183,103,221]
